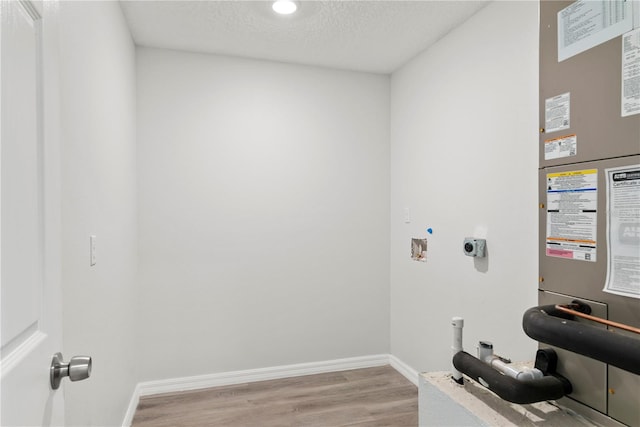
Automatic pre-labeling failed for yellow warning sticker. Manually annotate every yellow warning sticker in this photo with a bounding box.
[546,169,598,262]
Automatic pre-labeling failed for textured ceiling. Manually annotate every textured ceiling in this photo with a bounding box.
[120,0,489,74]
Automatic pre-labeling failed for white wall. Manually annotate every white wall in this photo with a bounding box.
[389,1,539,371]
[59,2,138,425]
[136,48,390,381]
[54,1,539,421]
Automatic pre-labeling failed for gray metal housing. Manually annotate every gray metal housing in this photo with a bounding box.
[538,1,640,426]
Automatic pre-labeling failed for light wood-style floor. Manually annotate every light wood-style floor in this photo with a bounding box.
[131,365,418,427]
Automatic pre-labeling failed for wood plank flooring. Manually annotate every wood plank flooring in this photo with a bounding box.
[131,365,418,427]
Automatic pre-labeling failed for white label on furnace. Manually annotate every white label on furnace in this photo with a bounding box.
[558,0,632,62]
[546,169,598,262]
[603,165,640,299]
[545,93,570,134]
[622,28,640,117]
[544,134,577,160]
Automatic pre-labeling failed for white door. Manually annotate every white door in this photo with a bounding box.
[1,1,65,425]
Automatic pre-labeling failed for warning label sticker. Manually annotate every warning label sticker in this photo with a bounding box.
[544,134,577,160]
[546,169,597,262]
[545,93,571,134]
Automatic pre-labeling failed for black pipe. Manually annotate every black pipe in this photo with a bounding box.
[522,305,640,376]
[452,351,571,404]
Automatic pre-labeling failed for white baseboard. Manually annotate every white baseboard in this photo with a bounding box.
[137,354,390,397]
[122,353,417,427]
[121,383,141,427]
[389,354,419,386]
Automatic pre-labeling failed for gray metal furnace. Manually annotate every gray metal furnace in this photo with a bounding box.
[538,1,640,425]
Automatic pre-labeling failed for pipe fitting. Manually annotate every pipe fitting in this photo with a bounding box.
[451,317,464,384]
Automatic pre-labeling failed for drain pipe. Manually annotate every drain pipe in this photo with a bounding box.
[452,351,572,404]
[489,357,543,381]
[449,316,571,404]
[477,341,544,381]
[451,317,464,384]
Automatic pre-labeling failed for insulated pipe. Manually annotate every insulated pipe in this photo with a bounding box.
[522,305,640,376]
[452,351,571,404]
[451,317,464,384]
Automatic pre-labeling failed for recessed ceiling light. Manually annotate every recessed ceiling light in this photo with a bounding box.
[272,0,298,15]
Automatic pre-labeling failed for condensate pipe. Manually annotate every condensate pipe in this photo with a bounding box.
[489,358,543,381]
[477,340,543,381]
[450,318,572,404]
[452,351,571,404]
[451,317,464,384]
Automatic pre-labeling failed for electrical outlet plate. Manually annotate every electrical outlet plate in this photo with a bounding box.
[463,238,486,257]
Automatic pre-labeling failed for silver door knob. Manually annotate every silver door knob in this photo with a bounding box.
[50,352,92,390]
